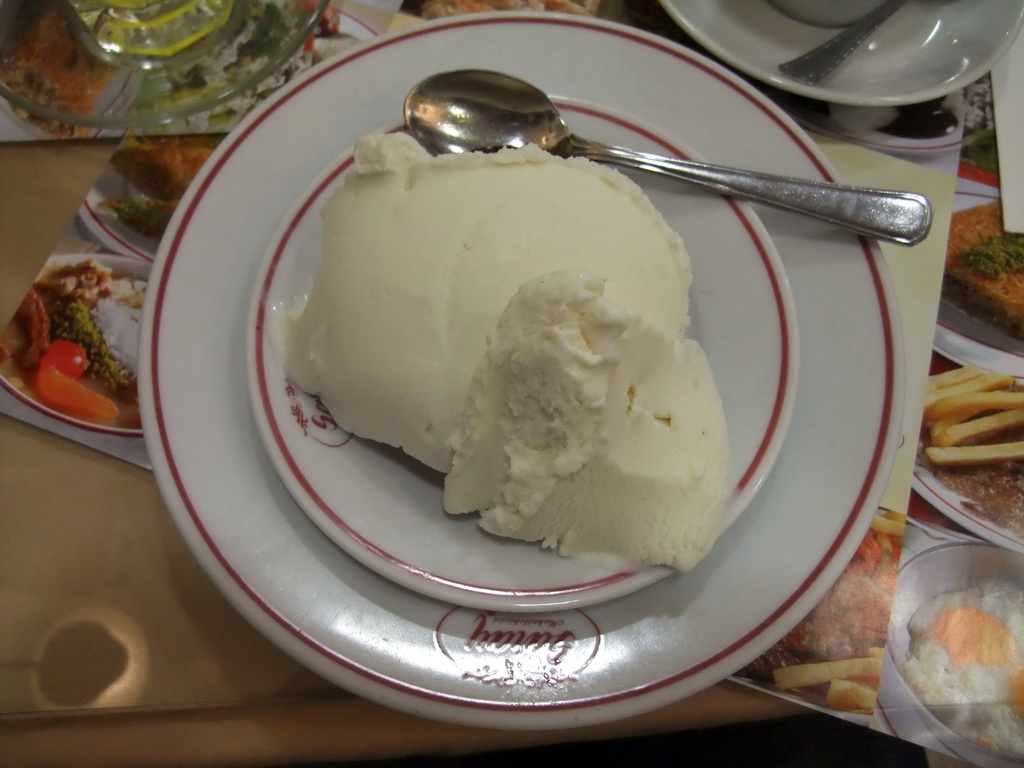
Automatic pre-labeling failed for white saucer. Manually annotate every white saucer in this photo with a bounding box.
[657,0,1024,106]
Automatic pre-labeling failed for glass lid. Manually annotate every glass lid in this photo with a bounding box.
[0,0,330,131]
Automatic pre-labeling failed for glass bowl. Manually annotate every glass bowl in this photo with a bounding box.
[0,0,330,131]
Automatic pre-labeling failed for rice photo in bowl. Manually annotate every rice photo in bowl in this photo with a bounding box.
[903,583,1024,754]
[880,540,1024,765]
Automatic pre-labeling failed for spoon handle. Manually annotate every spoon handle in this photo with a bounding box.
[568,137,931,246]
[777,0,909,85]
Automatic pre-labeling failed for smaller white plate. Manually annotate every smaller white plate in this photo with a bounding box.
[247,111,798,612]
[657,0,1024,107]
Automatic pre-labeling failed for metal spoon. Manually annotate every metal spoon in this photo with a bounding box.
[778,0,912,86]
[404,69,931,246]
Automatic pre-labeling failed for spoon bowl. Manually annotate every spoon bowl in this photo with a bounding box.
[404,69,932,246]
[405,69,571,154]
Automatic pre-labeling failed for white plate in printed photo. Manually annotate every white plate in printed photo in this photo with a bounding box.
[934,176,1024,380]
[913,465,1024,555]
[79,177,163,262]
[0,252,149,436]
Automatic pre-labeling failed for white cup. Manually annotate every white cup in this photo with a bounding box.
[766,0,888,27]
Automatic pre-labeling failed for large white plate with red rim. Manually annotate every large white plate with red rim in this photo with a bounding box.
[247,116,798,611]
[140,13,904,729]
[656,0,1024,107]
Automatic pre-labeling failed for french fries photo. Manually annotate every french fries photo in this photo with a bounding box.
[825,678,880,713]
[922,365,1024,466]
[737,511,905,715]
[772,653,883,692]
